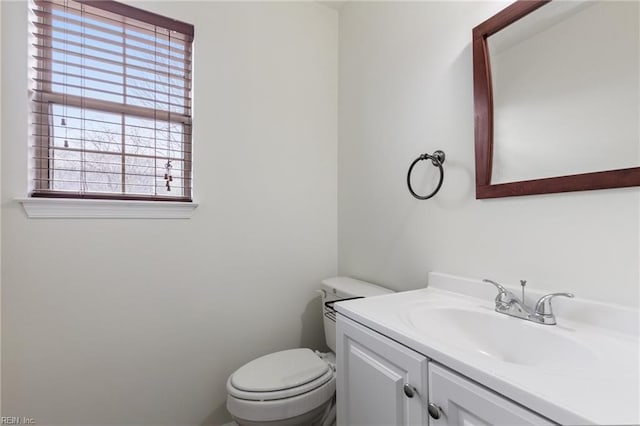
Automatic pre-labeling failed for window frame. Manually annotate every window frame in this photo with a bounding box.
[31,0,194,202]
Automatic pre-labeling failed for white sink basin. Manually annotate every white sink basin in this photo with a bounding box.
[404,306,599,371]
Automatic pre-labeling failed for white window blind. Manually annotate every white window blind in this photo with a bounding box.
[31,0,194,201]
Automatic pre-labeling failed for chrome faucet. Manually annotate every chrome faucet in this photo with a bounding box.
[483,279,574,325]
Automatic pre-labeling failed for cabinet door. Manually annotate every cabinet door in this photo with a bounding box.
[428,363,556,426]
[337,315,429,426]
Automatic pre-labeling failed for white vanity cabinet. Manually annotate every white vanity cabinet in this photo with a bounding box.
[337,314,555,426]
[336,314,429,426]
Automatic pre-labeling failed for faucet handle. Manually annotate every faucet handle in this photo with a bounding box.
[534,292,574,317]
[482,278,507,294]
[482,279,515,309]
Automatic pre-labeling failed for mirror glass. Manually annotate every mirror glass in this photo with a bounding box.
[487,1,639,184]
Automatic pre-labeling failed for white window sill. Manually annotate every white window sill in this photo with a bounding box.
[17,197,198,219]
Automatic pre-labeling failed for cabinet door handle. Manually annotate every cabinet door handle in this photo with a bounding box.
[404,384,444,420]
[403,383,416,398]
[427,403,443,420]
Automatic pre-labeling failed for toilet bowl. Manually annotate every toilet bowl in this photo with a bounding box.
[226,277,393,426]
[227,348,335,426]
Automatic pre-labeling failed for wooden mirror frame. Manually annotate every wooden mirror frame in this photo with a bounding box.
[473,0,640,199]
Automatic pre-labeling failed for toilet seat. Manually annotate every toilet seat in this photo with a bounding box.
[227,348,334,401]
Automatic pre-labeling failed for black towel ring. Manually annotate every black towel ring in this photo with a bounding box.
[407,150,445,200]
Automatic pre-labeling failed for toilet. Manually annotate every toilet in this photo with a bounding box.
[226,277,393,426]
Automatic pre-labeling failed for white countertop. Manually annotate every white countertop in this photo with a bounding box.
[335,273,640,425]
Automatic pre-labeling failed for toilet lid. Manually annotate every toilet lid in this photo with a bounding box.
[230,348,330,392]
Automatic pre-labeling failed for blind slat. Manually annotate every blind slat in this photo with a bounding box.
[35,176,189,188]
[32,143,192,159]
[34,66,191,93]
[33,160,190,173]
[34,168,190,179]
[32,130,193,146]
[33,77,191,105]
[35,178,189,190]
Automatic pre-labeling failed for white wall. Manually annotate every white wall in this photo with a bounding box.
[1,2,337,425]
[338,1,640,307]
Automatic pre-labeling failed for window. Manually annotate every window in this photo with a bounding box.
[31,0,194,201]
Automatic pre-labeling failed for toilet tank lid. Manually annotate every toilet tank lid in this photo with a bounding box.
[321,276,394,298]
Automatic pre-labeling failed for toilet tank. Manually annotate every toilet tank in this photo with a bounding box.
[320,277,394,352]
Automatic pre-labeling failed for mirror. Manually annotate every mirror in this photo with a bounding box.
[473,0,640,199]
